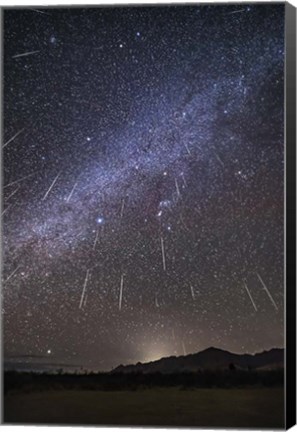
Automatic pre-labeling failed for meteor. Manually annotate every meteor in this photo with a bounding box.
[42,172,61,201]
[256,272,278,311]
[160,236,166,271]
[12,51,40,59]
[243,280,257,312]
[66,182,78,202]
[3,129,24,149]
[119,274,124,311]
[79,269,90,309]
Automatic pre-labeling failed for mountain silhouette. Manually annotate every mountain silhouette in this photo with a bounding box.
[112,347,284,374]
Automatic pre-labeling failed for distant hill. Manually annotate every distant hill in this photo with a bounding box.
[111,347,284,374]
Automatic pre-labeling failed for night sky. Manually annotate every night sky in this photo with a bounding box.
[3,4,284,372]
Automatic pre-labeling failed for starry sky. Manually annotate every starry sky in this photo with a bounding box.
[3,4,284,372]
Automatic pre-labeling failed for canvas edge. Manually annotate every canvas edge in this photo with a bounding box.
[285,1,296,430]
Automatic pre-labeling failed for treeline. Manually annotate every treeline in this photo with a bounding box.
[4,368,284,395]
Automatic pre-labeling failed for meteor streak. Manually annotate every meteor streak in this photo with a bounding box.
[3,266,20,285]
[31,9,51,15]
[214,151,224,166]
[243,280,257,312]
[175,178,181,197]
[4,172,37,189]
[1,205,11,217]
[184,142,191,155]
[79,269,90,309]
[93,229,99,250]
[160,236,166,271]
[119,274,124,311]
[181,173,187,187]
[227,8,245,14]
[120,197,126,218]
[12,50,40,59]
[5,186,19,201]
[3,129,24,148]
[42,172,61,201]
[256,272,278,310]
[83,294,87,308]
[66,182,77,202]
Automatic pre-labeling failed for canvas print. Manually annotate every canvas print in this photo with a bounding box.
[2,3,288,429]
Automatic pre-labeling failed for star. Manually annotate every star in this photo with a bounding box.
[96,217,104,224]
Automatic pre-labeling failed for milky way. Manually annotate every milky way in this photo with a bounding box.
[3,4,284,371]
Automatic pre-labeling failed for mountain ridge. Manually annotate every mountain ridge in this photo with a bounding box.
[111,347,284,374]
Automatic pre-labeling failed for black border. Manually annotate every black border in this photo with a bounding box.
[285,1,296,430]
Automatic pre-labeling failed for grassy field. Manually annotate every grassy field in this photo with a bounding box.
[4,387,284,428]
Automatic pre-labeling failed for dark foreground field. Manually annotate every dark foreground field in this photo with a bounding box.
[4,387,284,428]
